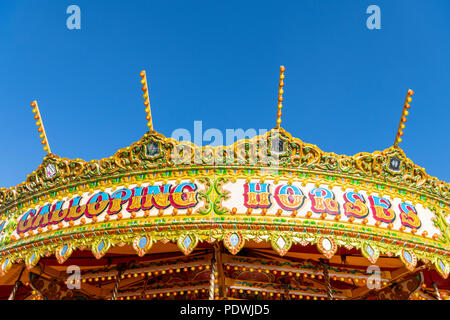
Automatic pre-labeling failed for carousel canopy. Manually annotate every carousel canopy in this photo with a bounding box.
[0,68,448,300]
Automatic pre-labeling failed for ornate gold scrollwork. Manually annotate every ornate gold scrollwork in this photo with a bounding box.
[0,128,449,225]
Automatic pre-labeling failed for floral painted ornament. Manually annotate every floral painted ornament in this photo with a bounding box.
[55,243,73,264]
[0,257,13,276]
[400,249,417,271]
[92,239,111,259]
[25,252,40,270]
[133,235,153,257]
[435,259,449,279]
[177,233,198,255]
[270,234,292,256]
[361,243,380,264]
[223,232,245,255]
[317,237,337,259]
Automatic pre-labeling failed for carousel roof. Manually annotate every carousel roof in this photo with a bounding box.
[0,67,448,300]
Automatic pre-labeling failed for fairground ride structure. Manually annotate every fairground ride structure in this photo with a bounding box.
[0,67,448,300]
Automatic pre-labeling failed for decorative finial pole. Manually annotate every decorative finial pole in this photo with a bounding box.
[319,259,333,300]
[140,70,154,132]
[276,66,286,129]
[30,101,52,154]
[394,89,414,148]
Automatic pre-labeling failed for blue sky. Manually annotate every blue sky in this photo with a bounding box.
[0,0,449,188]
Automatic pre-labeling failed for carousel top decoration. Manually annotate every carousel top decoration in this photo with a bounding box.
[393,89,414,148]
[0,68,448,282]
[275,65,285,129]
[30,100,52,155]
[140,70,154,132]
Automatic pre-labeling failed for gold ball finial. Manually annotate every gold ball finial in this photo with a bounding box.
[30,100,52,155]
[394,89,414,148]
[140,70,154,131]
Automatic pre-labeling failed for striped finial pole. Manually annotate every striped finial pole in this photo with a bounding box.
[209,254,217,300]
[394,89,414,148]
[111,269,124,300]
[30,101,52,154]
[140,70,154,132]
[8,266,25,300]
[276,66,286,129]
[320,259,333,300]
